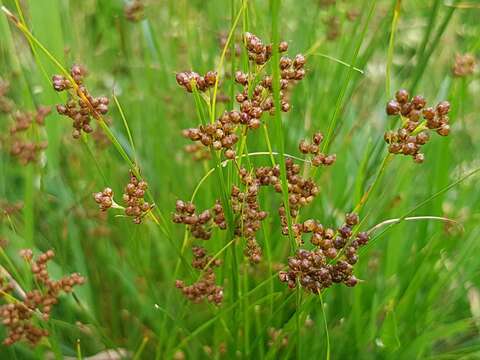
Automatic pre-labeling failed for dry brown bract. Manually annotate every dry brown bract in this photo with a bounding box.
[384,89,451,163]
[0,249,85,346]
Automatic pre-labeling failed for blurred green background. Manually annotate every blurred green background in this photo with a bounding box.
[0,0,479,358]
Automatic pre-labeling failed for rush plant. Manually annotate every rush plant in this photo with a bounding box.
[0,1,479,359]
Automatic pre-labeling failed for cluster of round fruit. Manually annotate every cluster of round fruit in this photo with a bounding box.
[172,200,226,240]
[183,143,211,161]
[279,213,370,293]
[8,107,50,165]
[298,131,336,166]
[175,246,224,305]
[175,71,217,93]
[231,172,268,264]
[123,172,152,224]
[0,77,14,113]
[234,34,307,123]
[385,89,451,163]
[182,110,240,159]
[1,250,85,346]
[53,64,109,138]
[452,53,476,77]
[93,187,114,211]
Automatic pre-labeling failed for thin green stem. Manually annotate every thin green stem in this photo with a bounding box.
[270,0,295,252]
[210,2,246,123]
[321,0,377,153]
[386,0,402,98]
[113,93,138,164]
[319,292,331,360]
[353,154,392,214]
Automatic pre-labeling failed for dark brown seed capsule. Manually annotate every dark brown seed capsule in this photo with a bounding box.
[436,101,450,115]
[413,153,425,163]
[437,124,450,136]
[395,89,409,104]
[412,95,426,110]
[279,41,289,52]
[386,100,401,115]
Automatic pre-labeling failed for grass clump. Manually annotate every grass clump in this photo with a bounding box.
[0,0,479,359]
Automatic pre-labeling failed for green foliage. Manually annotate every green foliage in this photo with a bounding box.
[0,0,479,358]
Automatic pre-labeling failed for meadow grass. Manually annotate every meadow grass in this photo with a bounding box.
[0,0,479,359]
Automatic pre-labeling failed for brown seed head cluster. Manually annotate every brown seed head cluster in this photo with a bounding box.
[452,53,476,77]
[385,89,451,163]
[183,143,211,161]
[298,131,336,166]
[172,200,226,240]
[215,93,230,104]
[123,171,151,224]
[0,77,14,114]
[91,127,110,148]
[182,111,239,158]
[53,64,109,139]
[279,213,369,293]
[218,32,241,58]
[244,32,276,65]
[319,0,336,7]
[235,41,306,116]
[176,71,217,93]
[244,237,263,265]
[346,9,360,22]
[0,200,23,220]
[232,169,270,264]
[91,116,112,149]
[228,158,322,239]
[180,33,306,161]
[279,158,320,224]
[75,199,112,237]
[268,327,289,348]
[0,274,14,295]
[173,32,372,302]
[93,187,114,211]
[325,16,341,41]
[0,249,85,346]
[175,246,223,305]
[93,172,151,224]
[9,108,50,165]
[9,107,50,133]
[124,0,145,22]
